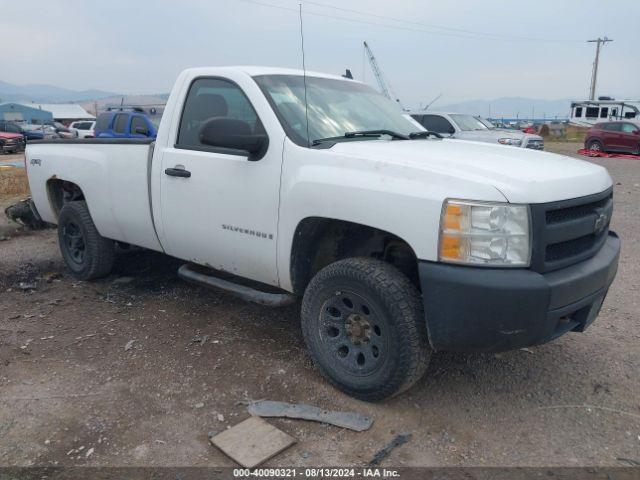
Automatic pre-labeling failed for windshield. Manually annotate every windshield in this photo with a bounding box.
[253,74,420,146]
[450,114,490,131]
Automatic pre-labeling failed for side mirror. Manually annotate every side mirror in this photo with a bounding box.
[447,127,455,135]
[135,126,149,136]
[199,117,268,160]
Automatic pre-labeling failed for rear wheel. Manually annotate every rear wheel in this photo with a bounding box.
[58,201,115,280]
[301,257,431,401]
[587,139,604,153]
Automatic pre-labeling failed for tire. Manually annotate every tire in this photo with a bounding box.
[58,201,115,280]
[301,257,431,401]
[587,139,604,153]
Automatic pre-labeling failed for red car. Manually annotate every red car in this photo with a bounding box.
[585,121,640,155]
[0,131,24,154]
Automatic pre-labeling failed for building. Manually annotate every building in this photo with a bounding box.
[0,102,53,124]
[32,103,95,123]
[0,102,95,125]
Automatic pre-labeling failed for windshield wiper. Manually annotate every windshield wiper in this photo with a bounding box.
[345,130,410,140]
[408,131,443,139]
[312,129,410,147]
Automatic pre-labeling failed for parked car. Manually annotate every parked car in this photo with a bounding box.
[0,121,61,147]
[26,66,619,401]
[585,121,640,155]
[45,121,77,139]
[0,120,37,145]
[94,111,158,138]
[69,121,96,139]
[24,124,60,140]
[0,131,24,154]
[411,112,544,150]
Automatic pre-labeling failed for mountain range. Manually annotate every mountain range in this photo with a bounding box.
[432,97,571,120]
[0,80,116,103]
[1,80,574,118]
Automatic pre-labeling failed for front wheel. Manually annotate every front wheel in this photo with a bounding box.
[301,257,431,401]
[587,139,604,153]
[58,201,115,280]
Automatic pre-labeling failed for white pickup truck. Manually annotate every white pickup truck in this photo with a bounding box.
[26,66,620,401]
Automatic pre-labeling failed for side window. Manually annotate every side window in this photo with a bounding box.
[410,115,424,124]
[621,123,638,133]
[585,107,599,118]
[113,114,128,134]
[600,107,608,118]
[624,111,637,119]
[575,107,583,118]
[95,114,111,131]
[176,77,264,149]
[130,116,148,135]
[421,115,455,134]
[611,108,618,117]
[603,123,621,132]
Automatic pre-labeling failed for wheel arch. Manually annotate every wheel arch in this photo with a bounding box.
[46,178,86,221]
[289,216,420,296]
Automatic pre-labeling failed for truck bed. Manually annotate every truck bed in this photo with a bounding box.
[26,139,163,252]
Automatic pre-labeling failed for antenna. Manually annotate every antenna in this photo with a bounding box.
[423,93,442,111]
[299,3,310,147]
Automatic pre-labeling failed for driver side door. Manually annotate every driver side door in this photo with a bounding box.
[620,123,640,152]
[157,77,283,286]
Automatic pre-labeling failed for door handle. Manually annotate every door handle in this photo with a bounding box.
[165,167,191,178]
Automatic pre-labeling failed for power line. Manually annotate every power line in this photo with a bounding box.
[303,0,577,43]
[237,0,579,43]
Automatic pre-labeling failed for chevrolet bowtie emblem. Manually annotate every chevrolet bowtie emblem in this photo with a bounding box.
[594,212,608,234]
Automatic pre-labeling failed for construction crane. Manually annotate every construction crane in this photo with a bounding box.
[363,41,404,109]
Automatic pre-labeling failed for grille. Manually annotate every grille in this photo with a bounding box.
[546,195,611,224]
[530,188,613,272]
[526,139,544,150]
[545,235,596,262]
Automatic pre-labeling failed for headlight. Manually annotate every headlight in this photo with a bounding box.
[498,138,522,146]
[439,199,531,267]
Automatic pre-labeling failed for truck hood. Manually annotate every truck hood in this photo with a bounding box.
[331,139,611,204]
[0,132,23,140]
[454,129,542,142]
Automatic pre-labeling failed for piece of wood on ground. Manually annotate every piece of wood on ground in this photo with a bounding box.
[209,416,296,468]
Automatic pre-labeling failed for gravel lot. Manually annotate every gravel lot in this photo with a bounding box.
[1,143,639,467]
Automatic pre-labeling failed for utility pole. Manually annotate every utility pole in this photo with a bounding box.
[588,37,613,100]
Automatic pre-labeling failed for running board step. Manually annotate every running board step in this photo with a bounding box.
[178,264,297,307]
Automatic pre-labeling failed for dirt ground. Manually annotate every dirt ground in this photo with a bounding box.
[1,144,639,468]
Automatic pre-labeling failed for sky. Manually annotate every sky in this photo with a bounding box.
[1,0,639,107]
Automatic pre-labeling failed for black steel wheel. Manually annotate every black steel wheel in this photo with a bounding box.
[62,220,86,265]
[320,289,389,377]
[301,257,431,401]
[58,201,115,280]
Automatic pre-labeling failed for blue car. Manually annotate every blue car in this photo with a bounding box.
[94,109,159,139]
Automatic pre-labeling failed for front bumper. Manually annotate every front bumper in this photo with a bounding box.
[1,143,20,153]
[419,232,620,352]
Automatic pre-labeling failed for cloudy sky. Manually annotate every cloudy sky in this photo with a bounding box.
[2,0,638,106]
